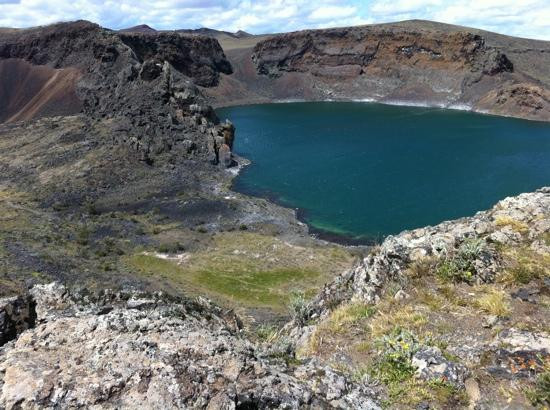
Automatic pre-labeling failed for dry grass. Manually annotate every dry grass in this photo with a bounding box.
[476,288,511,317]
[325,302,376,333]
[369,303,428,338]
[494,215,529,234]
[498,245,550,285]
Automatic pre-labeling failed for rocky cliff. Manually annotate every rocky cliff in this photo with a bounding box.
[0,283,380,409]
[207,20,550,122]
[282,187,550,408]
[0,20,235,166]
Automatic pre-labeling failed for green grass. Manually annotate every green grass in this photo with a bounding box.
[194,267,318,307]
[126,232,353,310]
[526,371,550,407]
[129,252,319,308]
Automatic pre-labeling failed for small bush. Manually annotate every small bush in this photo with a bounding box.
[85,201,99,216]
[256,324,278,342]
[372,329,419,384]
[289,291,309,324]
[436,238,485,283]
[239,224,248,231]
[526,371,550,407]
[76,226,90,246]
[158,242,185,254]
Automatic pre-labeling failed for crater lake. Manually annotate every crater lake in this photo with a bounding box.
[217,102,550,243]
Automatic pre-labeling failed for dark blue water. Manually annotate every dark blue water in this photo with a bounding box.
[217,102,550,242]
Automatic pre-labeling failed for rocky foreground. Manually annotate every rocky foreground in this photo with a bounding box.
[0,283,379,409]
[1,188,548,409]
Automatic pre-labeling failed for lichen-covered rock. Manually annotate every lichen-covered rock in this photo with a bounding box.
[0,284,380,409]
[308,188,549,313]
[412,346,469,387]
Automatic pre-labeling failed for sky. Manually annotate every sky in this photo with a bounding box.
[0,0,549,40]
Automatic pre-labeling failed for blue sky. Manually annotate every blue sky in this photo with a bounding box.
[0,0,549,40]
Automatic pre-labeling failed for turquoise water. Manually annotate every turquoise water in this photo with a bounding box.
[217,102,550,243]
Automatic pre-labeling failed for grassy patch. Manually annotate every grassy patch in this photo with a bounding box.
[494,215,529,234]
[476,288,511,317]
[125,232,354,310]
[326,302,377,333]
[526,371,550,407]
[499,245,550,285]
[369,303,428,338]
[195,268,317,307]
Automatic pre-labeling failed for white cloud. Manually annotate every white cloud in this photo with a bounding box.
[0,0,548,40]
[309,6,357,20]
[367,0,550,40]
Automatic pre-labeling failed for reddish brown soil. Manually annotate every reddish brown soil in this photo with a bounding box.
[0,58,81,123]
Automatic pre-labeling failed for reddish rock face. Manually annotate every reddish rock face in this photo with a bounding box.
[205,21,548,122]
[252,28,512,79]
[0,59,81,123]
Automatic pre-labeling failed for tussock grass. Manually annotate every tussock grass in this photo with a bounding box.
[494,215,529,234]
[325,302,377,333]
[476,288,511,317]
[369,303,428,338]
[498,245,550,285]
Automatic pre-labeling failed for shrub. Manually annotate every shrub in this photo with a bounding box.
[289,291,309,324]
[256,324,278,342]
[372,329,419,384]
[526,372,550,406]
[76,226,90,246]
[436,238,486,283]
[158,242,185,254]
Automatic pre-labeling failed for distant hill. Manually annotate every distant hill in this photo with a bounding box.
[176,27,251,39]
[118,24,157,34]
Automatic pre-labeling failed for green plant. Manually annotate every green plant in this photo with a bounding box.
[436,238,486,283]
[372,329,419,384]
[84,200,99,215]
[158,242,185,254]
[76,226,90,246]
[289,291,309,324]
[256,324,278,342]
[526,371,550,407]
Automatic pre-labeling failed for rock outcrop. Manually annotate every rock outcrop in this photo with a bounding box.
[307,187,549,315]
[0,283,380,409]
[0,20,236,166]
[252,30,512,79]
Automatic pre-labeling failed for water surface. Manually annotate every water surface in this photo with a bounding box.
[217,102,550,242]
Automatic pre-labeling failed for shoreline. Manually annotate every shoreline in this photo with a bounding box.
[226,159,380,248]
[214,97,550,123]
